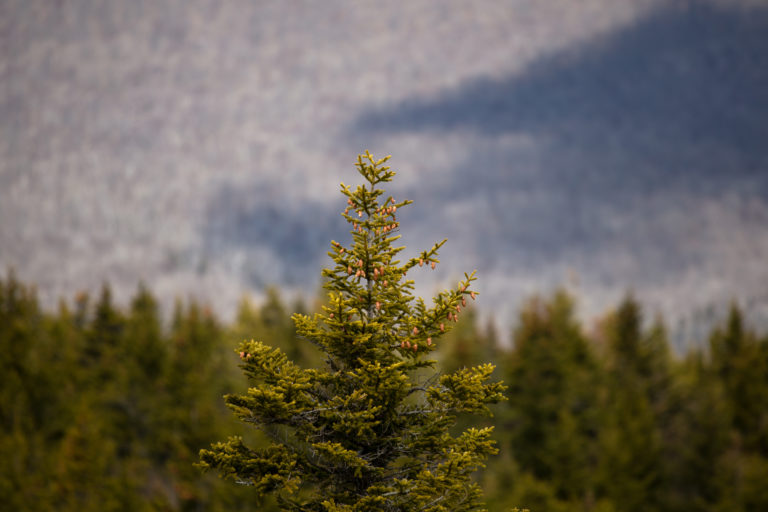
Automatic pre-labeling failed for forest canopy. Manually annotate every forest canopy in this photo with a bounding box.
[2,154,768,512]
[2,271,768,510]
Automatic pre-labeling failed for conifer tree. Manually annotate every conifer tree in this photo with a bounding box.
[598,296,664,512]
[503,291,600,507]
[199,152,507,511]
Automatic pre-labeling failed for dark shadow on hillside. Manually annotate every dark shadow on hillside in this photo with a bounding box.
[201,1,768,294]
[355,1,768,162]
[202,182,347,288]
[345,0,768,281]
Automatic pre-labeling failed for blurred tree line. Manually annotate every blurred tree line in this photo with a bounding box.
[2,270,767,511]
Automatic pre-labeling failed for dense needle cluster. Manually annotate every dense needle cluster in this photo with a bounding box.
[199,152,506,511]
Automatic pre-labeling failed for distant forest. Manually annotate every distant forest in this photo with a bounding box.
[2,270,767,511]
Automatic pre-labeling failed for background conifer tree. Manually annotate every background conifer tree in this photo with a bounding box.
[501,291,601,511]
[597,295,665,512]
[199,152,507,511]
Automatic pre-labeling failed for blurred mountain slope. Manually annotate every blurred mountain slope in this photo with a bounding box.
[348,0,768,342]
[1,0,766,343]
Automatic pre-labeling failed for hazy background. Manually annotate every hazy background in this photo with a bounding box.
[2,0,767,346]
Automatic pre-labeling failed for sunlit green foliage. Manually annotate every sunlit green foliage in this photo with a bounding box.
[200,153,507,511]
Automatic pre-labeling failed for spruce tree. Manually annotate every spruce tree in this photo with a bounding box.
[503,291,600,510]
[598,296,664,512]
[199,152,506,511]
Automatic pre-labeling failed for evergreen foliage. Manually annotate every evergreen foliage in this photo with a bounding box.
[199,153,507,511]
[501,291,601,509]
[2,216,768,511]
[0,273,260,511]
[598,295,665,512]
